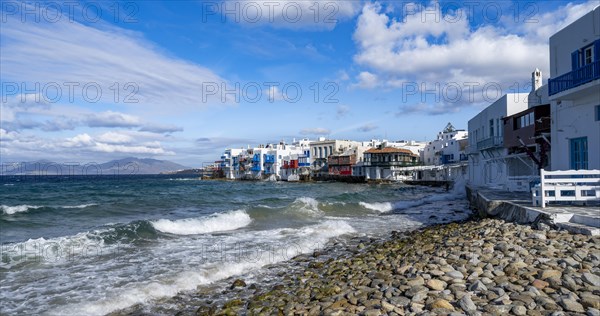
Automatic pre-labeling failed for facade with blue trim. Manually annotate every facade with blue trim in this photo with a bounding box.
[548,6,600,171]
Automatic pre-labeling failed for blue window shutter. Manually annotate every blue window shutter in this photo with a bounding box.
[571,50,579,70]
[595,40,600,62]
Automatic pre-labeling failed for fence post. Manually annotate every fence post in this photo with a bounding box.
[540,169,546,208]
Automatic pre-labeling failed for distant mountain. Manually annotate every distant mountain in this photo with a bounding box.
[97,157,192,175]
[1,157,192,175]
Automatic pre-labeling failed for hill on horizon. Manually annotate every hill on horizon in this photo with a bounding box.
[1,157,192,175]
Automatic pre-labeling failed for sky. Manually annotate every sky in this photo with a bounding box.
[1,0,598,167]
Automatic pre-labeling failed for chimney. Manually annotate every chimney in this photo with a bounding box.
[532,68,542,92]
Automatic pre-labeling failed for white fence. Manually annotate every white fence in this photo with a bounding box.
[508,175,540,192]
[532,169,600,208]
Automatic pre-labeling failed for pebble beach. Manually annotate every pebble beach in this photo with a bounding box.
[186,217,600,316]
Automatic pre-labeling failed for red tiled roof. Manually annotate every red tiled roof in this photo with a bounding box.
[365,147,416,155]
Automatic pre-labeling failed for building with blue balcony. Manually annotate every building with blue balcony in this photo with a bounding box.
[548,6,600,171]
[220,148,245,179]
[251,153,262,172]
[422,123,468,166]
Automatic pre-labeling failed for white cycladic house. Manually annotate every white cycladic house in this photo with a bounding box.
[309,138,362,173]
[467,93,530,188]
[220,148,245,179]
[548,5,600,171]
[422,123,468,166]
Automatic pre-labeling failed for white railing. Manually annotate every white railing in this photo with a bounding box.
[508,175,539,192]
[532,169,600,208]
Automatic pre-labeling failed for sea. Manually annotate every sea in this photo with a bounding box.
[0,175,470,315]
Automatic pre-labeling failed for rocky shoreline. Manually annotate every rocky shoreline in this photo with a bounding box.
[186,217,600,316]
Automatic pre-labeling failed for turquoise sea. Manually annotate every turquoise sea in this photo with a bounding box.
[0,175,469,315]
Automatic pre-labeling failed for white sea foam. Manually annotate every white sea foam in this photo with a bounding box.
[61,203,97,209]
[1,204,43,215]
[295,220,356,238]
[359,201,393,213]
[0,232,108,268]
[360,183,466,214]
[393,192,464,211]
[289,196,322,215]
[151,210,252,235]
[48,220,355,316]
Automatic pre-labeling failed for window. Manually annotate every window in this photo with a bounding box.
[596,105,600,121]
[496,118,500,137]
[584,46,593,65]
[570,137,588,170]
[489,119,494,137]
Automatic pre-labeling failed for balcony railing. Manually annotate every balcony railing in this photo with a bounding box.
[476,136,503,151]
[264,155,275,163]
[250,166,261,172]
[549,60,600,96]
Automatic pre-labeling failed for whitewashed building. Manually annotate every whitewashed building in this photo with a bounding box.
[363,146,419,181]
[220,148,246,179]
[548,6,600,171]
[467,93,529,188]
[309,138,362,174]
[422,123,468,166]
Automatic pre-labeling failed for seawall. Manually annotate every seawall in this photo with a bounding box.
[466,185,599,235]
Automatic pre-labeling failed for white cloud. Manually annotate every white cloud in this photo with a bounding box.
[0,129,175,163]
[85,111,141,128]
[352,71,379,89]
[62,132,174,154]
[0,128,19,141]
[139,124,184,134]
[300,127,331,135]
[1,11,227,109]
[507,1,600,43]
[336,105,350,119]
[64,134,95,147]
[221,0,361,30]
[96,131,135,144]
[1,94,51,122]
[351,1,599,111]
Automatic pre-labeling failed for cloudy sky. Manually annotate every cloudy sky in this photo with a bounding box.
[1,0,598,166]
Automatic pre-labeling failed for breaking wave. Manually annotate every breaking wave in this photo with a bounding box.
[1,205,44,215]
[151,210,252,235]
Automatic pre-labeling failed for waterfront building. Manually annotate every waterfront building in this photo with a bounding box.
[309,138,362,175]
[467,93,529,188]
[328,150,357,176]
[500,70,552,191]
[422,123,468,166]
[363,146,419,180]
[547,6,600,171]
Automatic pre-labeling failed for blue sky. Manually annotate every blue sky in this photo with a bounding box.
[1,0,598,167]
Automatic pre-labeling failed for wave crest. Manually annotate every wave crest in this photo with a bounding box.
[289,197,322,215]
[1,205,43,215]
[359,201,393,213]
[151,210,252,235]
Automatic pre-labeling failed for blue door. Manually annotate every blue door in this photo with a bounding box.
[570,137,588,170]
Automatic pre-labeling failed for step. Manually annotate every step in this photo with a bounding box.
[555,221,600,236]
